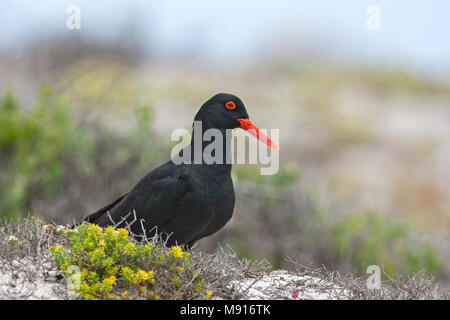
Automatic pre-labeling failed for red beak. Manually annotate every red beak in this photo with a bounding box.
[237,119,280,151]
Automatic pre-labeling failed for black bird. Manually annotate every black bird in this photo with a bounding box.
[82,93,279,247]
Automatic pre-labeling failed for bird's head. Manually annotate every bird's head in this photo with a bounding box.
[194,93,279,151]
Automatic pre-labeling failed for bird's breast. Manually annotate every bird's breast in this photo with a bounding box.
[193,172,235,219]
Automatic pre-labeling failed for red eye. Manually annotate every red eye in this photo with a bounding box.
[226,101,236,110]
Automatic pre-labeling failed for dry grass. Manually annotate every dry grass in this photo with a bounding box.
[0,217,447,300]
[286,258,446,300]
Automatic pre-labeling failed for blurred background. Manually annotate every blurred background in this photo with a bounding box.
[1,1,449,289]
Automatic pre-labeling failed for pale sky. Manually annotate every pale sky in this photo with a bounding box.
[0,0,449,75]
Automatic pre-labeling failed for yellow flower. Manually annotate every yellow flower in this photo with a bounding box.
[90,224,103,234]
[117,228,129,237]
[136,269,149,282]
[121,291,128,298]
[106,275,117,286]
[205,290,213,300]
[105,226,115,233]
[171,246,184,258]
[123,242,135,255]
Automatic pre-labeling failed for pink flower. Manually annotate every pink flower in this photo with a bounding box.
[291,287,300,299]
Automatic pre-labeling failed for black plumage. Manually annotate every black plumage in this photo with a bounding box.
[81,93,278,247]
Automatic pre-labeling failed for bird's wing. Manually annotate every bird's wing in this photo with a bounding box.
[81,162,216,246]
[114,172,190,228]
[86,162,191,230]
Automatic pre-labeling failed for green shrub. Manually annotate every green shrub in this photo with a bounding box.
[50,223,208,300]
[0,87,93,219]
[0,87,162,223]
[332,211,442,277]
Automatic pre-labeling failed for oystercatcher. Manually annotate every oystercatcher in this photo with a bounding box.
[82,93,279,247]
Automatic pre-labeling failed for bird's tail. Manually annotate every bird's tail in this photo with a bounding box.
[73,193,128,227]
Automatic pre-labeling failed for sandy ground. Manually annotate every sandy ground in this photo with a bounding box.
[231,270,346,300]
[0,258,343,300]
[0,257,73,300]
